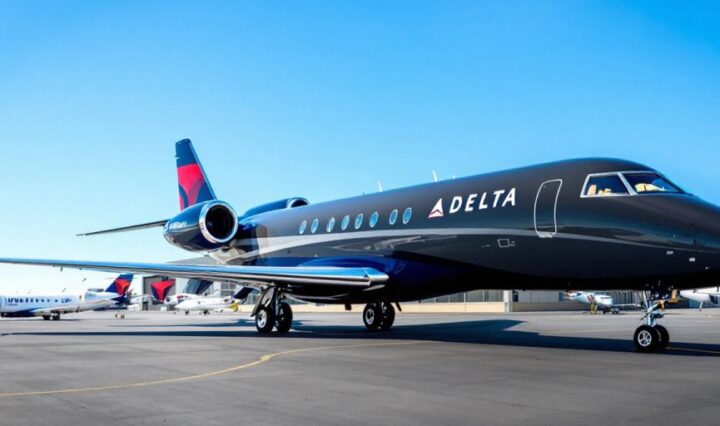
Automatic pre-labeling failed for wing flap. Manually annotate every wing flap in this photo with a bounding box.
[0,258,389,287]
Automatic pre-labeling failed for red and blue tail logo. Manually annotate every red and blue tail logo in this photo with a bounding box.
[105,274,133,295]
[176,139,216,210]
[151,279,176,302]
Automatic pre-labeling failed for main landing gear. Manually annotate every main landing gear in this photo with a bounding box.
[252,287,293,334]
[363,302,396,331]
[633,291,670,352]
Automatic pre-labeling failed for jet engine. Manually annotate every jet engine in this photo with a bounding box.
[164,201,239,251]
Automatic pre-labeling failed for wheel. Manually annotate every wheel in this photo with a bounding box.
[379,302,396,331]
[42,315,51,321]
[655,325,670,350]
[52,315,61,321]
[634,325,660,352]
[363,303,382,330]
[255,306,275,334]
[185,311,189,315]
[276,302,293,333]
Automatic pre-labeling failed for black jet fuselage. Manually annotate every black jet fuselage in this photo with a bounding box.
[205,158,720,304]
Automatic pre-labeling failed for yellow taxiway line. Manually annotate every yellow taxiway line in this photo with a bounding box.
[0,340,426,398]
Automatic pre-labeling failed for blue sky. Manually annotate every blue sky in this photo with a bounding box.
[1,0,719,293]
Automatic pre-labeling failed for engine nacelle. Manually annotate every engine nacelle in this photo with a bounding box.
[164,201,239,251]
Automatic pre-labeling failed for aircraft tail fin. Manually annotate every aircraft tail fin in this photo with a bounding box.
[105,274,133,296]
[151,279,176,302]
[176,139,217,211]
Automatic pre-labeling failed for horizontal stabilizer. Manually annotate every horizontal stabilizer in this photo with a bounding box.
[77,220,168,237]
[0,258,389,288]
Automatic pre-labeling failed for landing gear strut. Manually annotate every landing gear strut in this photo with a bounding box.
[633,290,670,352]
[363,302,395,331]
[252,287,293,334]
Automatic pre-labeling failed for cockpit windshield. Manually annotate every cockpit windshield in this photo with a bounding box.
[622,172,681,194]
[583,171,683,198]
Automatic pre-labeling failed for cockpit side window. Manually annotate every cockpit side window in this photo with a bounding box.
[582,174,630,197]
[622,172,681,194]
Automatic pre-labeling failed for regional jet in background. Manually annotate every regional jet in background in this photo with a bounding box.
[175,288,249,315]
[564,291,640,314]
[0,285,122,320]
[680,287,720,311]
[3,140,720,351]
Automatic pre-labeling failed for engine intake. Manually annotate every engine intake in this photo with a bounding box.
[164,201,239,251]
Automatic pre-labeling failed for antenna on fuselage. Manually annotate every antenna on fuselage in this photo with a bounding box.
[432,170,439,182]
[377,181,384,192]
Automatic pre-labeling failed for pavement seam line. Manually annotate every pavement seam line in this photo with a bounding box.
[0,340,427,398]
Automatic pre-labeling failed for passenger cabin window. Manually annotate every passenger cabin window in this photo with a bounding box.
[354,214,364,230]
[298,220,307,235]
[341,215,350,230]
[369,212,379,228]
[311,218,319,234]
[583,174,629,197]
[622,172,681,194]
[402,207,413,224]
[389,209,398,225]
[326,217,336,233]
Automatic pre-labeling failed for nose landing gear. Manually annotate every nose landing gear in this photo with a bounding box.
[633,292,670,352]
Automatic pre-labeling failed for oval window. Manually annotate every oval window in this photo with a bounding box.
[402,207,412,225]
[354,213,364,230]
[299,220,307,235]
[369,212,379,228]
[341,215,350,230]
[326,217,336,233]
[389,209,398,225]
[311,218,319,233]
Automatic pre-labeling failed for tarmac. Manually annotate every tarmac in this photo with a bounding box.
[2,309,720,425]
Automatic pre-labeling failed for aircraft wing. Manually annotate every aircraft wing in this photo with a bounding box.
[0,258,389,288]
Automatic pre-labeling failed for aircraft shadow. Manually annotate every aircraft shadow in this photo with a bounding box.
[8,318,720,356]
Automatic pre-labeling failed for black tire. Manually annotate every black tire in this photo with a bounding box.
[42,315,51,321]
[276,302,293,333]
[52,315,61,321]
[363,303,382,330]
[655,325,670,350]
[634,325,660,352]
[255,306,275,334]
[379,302,396,331]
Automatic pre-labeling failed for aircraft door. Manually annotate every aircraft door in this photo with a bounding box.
[534,179,563,238]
